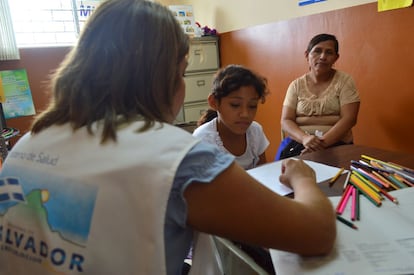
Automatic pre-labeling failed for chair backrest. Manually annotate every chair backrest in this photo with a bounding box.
[212,236,270,275]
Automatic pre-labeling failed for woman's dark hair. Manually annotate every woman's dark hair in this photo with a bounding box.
[306,33,339,55]
[31,0,189,143]
[198,64,269,125]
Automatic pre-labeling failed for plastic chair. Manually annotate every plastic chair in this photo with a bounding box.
[212,236,270,275]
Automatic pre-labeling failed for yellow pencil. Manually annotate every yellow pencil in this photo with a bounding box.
[352,171,381,192]
[349,175,382,206]
[329,167,345,187]
[350,174,382,200]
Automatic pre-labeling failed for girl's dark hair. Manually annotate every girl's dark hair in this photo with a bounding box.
[31,0,189,143]
[198,64,269,125]
[306,33,339,55]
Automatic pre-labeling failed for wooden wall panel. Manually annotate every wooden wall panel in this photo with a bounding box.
[220,3,414,160]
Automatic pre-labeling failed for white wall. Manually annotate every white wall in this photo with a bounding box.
[163,0,375,33]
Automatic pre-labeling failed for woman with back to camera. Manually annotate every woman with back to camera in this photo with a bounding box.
[277,33,360,160]
[0,1,336,274]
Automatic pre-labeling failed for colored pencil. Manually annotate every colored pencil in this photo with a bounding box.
[379,188,399,205]
[375,170,400,190]
[337,215,358,230]
[388,162,414,175]
[372,170,398,189]
[336,184,352,214]
[355,188,360,220]
[349,176,382,207]
[351,169,382,194]
[343,171,351,190]
[329,167,345,187]
[393,173,414,187]
[368,158,414,182]
[352,170,399,204]
[385,173,406,189]
[354,167,390,188]
[351,186,357,221]
[350,174,382,202]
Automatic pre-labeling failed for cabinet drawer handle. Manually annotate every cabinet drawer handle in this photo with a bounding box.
[194,49,202,56]
[196,80,205,87]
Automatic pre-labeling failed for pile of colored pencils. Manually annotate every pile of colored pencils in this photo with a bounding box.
[335,155,414,230]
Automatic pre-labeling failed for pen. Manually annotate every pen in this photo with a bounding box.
[329,167,345,187]
[336,215,358,230]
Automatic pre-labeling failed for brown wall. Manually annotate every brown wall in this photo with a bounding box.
[0,47,71,145]
[1,2,414,160]
[219,2,414,160]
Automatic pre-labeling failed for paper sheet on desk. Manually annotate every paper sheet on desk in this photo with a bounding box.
[247,160,344,196]
[270,188,414,275]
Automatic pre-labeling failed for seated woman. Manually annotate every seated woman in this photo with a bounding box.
[277,33,360,160]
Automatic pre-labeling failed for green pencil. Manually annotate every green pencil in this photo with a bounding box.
[336,215,358,230]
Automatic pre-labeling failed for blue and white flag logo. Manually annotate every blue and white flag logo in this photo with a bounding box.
[0,177,25,203]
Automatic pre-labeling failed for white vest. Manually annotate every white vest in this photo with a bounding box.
[0,121,216,274]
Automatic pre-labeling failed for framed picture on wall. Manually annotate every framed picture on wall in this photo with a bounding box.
[0,69,36,120]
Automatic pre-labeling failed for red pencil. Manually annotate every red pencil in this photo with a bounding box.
[336,184,352,213]
[336,184,353,215]
[351,186,357,221]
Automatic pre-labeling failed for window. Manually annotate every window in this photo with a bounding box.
[0,0,20,60]
[8,0,101,47]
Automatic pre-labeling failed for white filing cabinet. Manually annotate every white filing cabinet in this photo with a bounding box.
[184,72,215,103]
[176,36,220,124]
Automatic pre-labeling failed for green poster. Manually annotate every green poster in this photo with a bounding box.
[0,69,36,119]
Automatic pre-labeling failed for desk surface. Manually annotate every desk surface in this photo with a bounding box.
[297,144,414,197]
[272,145,414,275]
